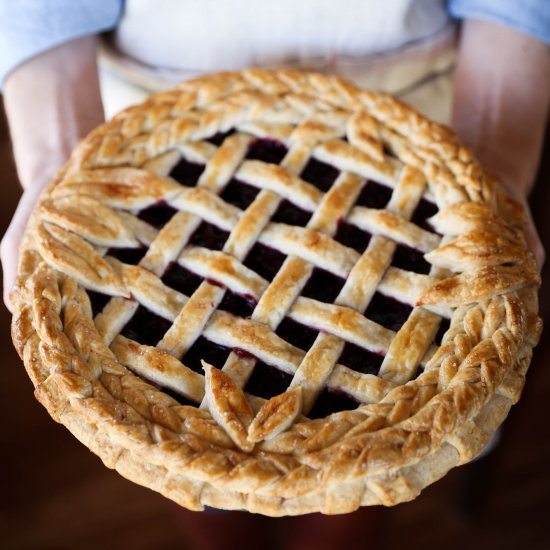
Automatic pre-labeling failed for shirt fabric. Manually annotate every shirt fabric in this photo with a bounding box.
[112,0,450,73]
[0,0,549,90]
[0,0,122,88]
[0,0,550,92]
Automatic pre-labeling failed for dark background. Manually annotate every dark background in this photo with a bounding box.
[0,99,549,550]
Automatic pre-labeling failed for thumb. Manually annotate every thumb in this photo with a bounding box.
[1,186,45,312]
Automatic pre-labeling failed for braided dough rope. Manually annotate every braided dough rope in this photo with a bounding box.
[11,70,541,515]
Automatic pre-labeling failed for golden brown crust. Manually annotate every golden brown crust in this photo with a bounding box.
[11,69,541,515]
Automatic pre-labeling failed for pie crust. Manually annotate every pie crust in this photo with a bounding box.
[11,69,541,515]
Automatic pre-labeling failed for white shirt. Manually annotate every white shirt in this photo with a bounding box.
[100,0,457,121]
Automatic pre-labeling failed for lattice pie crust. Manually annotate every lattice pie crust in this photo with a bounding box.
[11,70,541,515]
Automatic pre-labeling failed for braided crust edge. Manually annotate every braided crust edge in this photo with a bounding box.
[11,69,541,515]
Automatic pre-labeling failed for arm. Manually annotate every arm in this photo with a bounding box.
[1,36,105,310]
[452,18,550,266]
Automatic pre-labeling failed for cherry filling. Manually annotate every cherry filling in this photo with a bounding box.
[244,243,286,281]
[391,244,432,275]
[188,222,229,250]
[412,197,438,232]
[301,268,346,303]
[220,179,260,209]
[218,292,257,318]
[364,292,413,332]
[120,305,172,347]
[182,336,232,374]
[276,317,319,351]
[246,138,288,164]
[138,202,178,229]
[383,143,398,159]
[300,158,339,191]
[205,129,235,146]
[168,157,205,186]
[435,317,451,346]
[271,200,311,227]
[107,246,147,266]
[356,180,393,209]
[244,361,293,400]
[334,221,372,253]
[88,290,112,317]
[309,388,360,419]
[86,133,446,416]
[338,342,384,375]
[162,263,203,295]
[164,258,260,318]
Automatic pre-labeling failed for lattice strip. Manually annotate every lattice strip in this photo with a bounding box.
[222,171,365,397]
[97,134,250,358]
[212,129,334,389]
[288,164,431,411]
[153,135,267,358]
[378,308,442,384]
[83,98,450,416]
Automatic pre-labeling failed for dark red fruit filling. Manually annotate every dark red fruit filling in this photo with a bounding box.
[218,291,256,318]
[383,143,397,159]
[243,243,286,281]
[300,158,339,191]
[87,133,446,415]
[391,244,431,275]
[188,222,229,250]
[337,342,384,375]
[271,200,311,227]
[246,139,288,164]
[435,317,451,346]
[162,260,256,317]
[87,290,111,317]
[168,157,205,186]
[301,268,346,303]
[181,336,232,374]
[244,361,293,400]
[107,246,147,265]
[309,388,359,419]
[355,180,393,209]
[334,221,372,253]
[220,179,260,209]
[275,317,319,352]
[120,305,172,347]
[411,198,438,232]
[365,292,413,332]
[162,263,203,295]
[138,202,178,229]
[220,176,312,227]
[205,129,235,146]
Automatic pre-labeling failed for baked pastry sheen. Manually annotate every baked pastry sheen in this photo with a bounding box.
[11,69,541,515]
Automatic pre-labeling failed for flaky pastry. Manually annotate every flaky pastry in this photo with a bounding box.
[11,69,541,515]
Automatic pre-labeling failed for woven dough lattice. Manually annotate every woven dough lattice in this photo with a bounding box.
[12,70,541,515]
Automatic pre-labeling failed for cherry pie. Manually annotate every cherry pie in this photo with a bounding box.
[11,70,541,515]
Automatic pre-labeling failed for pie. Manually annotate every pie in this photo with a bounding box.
[10,69,541,515]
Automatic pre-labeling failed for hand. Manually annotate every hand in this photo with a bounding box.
[0,36,104,311]
[452,19,550,272]
[523,200,545,270]
[510,192,545,270]
[1,185,49,311]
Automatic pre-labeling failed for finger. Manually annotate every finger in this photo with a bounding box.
[1,186,45,311]
[527,231,545,270]
[522,207,545,271]
[2,230,19,313]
